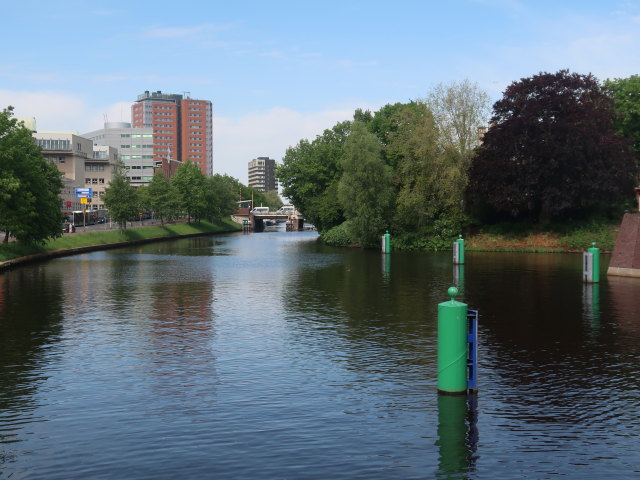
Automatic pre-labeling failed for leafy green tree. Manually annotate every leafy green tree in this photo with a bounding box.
[469,70,637,223]
[424,79,491,161]
[0,107,64,244]
[263,190,283,211]
[172,161,207,222]
[385,102,466,232]
[605,75,640,159]
[146,171,178,224]
[338,122,394,248]
[366,102,423,169]
[103,162,139,229]
[204,174,237,221]
[277,121,350,231]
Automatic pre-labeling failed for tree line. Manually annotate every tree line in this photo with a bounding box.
[0,103,281,243]
[277,71,640,249]
[103,162,281,229]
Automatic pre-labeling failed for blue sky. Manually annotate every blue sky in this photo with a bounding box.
[2,0,639,183]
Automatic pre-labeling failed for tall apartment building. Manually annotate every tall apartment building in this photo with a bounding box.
[248,157,278,192]
[33,132,117,217]
[131,91,213,176]
[83,122,155,187]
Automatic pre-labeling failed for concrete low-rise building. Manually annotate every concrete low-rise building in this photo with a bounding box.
[83,122,154,187]
[33,131,116,218]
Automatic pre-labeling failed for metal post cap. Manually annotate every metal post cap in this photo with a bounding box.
[448,286,459,302]
[592,242,597,248]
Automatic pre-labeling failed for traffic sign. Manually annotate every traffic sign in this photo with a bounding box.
[75,187,92,198]
[80,198,88,204]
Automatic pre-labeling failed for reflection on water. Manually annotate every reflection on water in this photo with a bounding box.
[436,395,478,479]
[0,233,639,479]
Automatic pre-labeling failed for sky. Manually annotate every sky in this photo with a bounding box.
[2,0,639,184]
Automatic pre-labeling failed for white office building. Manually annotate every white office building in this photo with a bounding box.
[83,122,154,187]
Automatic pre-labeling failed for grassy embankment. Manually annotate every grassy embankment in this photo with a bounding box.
[0,218,241,262]
[465,221,619,253]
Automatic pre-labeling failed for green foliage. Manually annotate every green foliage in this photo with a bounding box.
[605,74,640,160]
[0,106,64,244]
[424,78,491,160]
[319,221,355,246]
[204,175,237,220]
[277,121,350,232]
[338,122,394,248]
[144,171,179,224]
[262,189,284,211]
[171,161,208,222]
[102,162,139,229]
[391,215,466,251]
[559,222,617,252]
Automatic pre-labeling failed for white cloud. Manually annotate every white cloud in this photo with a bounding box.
[0,90,88,132]
[0,89,132,133]
[212,105,374,183]
[142,23,229,39]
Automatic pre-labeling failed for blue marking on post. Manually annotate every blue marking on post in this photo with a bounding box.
[467,309,478,393]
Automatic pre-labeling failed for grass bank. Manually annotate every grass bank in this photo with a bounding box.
[465,221,618,253]
[0,218,241,264]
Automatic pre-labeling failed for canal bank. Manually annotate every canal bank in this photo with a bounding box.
[0,219,241,272]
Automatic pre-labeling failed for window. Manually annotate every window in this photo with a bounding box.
[99,179,105,184]
[92,178,98,184]
[85,178,92,184]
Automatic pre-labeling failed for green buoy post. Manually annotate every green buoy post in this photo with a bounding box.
[381,230,391,254]
[438,287,468,395]
[583,242,600,283]
[453,235,465,265]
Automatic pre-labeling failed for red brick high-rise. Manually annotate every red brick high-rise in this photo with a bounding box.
[131,91,213,176]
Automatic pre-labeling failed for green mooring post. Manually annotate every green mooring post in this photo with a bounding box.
[382,230,391,254]
[453,235,465,265]
[583,242,600,283]
[437,287,468,395]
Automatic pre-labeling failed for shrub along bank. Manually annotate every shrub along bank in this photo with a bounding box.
[322,219,619,253]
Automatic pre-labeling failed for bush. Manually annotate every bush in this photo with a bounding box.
[392,215,467,251]
[320,222,356,247]
[559,222,617,251]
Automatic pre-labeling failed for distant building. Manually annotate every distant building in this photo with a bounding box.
[248,157,278,192]
[33,132,117,217]
[82,122,154,187]
[131,90,213,177]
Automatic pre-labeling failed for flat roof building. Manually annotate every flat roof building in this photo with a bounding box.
[83,122,154,187]
[132,91,213,177]
[248,157,278,192]
[33,132,116,216]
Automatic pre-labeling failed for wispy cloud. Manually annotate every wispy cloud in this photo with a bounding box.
[90,9,118,16]
[213,103,379,182]
[142,23,229,39]
[338,59,379,68]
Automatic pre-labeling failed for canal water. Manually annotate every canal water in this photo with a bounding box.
[1,230,639,479]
